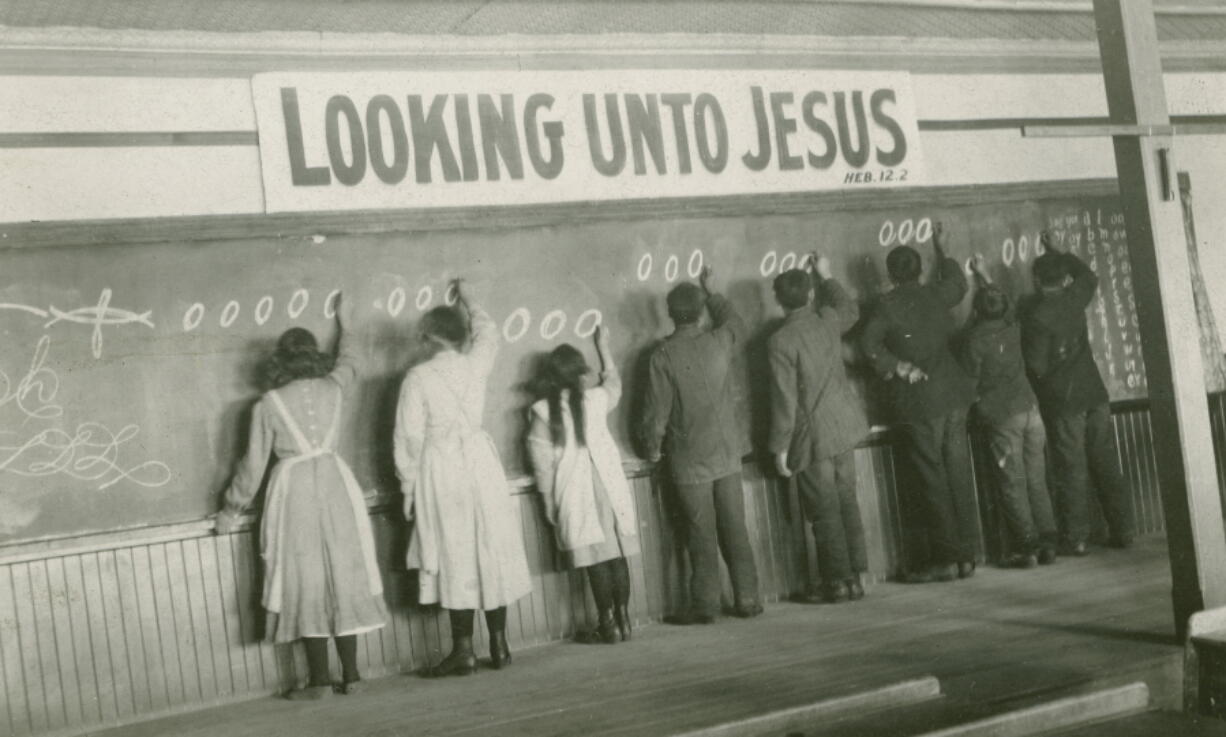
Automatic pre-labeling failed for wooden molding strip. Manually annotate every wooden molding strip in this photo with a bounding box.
[0,178,1121,249]
[0,27,1224,77]
[0,131,257,147]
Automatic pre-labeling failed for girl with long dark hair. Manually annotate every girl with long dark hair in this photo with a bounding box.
[528,325,639,643]
[215,296,386,699]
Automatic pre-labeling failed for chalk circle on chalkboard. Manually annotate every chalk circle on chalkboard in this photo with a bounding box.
[574,308,602,339]
[637,253,653,282]
[445,283,459,306]
[688,249,704,278]
[503,307,530,343]
[183,303,205,331]
[387,287,406,317]
[287,289,309,319]
[760,250,778,277]
[324,289,341,318]
[415,286,433,311]
[539,310,566,340]
[220,300,240,328]
[254,295,274,325]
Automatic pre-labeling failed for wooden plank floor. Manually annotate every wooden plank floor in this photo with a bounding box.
[94,539,1181,737]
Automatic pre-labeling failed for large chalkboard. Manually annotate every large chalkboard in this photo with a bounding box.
[0,188,1152,542]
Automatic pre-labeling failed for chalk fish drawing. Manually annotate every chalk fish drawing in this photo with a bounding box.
[0,335,171,490]
[0,288,155,359]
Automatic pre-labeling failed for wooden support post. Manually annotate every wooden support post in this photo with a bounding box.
[1093,0,1226,639]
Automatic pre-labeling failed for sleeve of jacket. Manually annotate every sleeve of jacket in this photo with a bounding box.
[327,325,362,394]
[217,400,273,530]
[816,277,859,334]
[467,304,500,379]
[1021,319,1053,382]
[860,305,902,378]
[959,328,985,389]
[393,371,427,519]
[766,335,799,454]
[708,293,748,353]
[1065,252,1101,311]
[639,349,674,459]
[933,256,970,308]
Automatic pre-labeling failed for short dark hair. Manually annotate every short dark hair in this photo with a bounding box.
[773,269,812,310]
[420,305,469,346]
[1032,252,1070,289]
[262,327,334,389]
[666,282,705,326]
[973,286,1010,320]
[886,246,922,284]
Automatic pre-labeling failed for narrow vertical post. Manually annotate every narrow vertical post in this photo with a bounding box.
[1093,0,1226,639]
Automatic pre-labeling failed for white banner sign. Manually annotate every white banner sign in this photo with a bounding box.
[251,70,924,213]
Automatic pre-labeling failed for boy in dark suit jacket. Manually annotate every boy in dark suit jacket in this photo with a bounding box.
[1021,240,1134,555]
[768,253,870,603]
[860,223,979,583]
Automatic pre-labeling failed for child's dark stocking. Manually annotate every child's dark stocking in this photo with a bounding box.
[582,561,618,644]
[303,637,331,687]
[485,607,511,669]
[428,609,476,677]
[610,556,632,641]
[335,635,360,691]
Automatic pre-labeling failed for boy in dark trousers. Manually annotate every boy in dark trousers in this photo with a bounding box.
[767,253,870,603]
[860,223,979,583]
[641,265,762,623]
[1021,238,1135,556]
[962,255,1057,568]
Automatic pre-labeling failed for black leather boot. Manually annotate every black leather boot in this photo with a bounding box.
[489,631,512,669]
[427,636,476,677]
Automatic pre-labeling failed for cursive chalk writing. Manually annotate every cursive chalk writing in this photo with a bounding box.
[0,423,172,490]
[45,288,155,359]
[0,335,171,491]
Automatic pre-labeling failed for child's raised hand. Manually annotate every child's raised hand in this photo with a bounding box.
[336,292,353,329]
[595,323,611,352]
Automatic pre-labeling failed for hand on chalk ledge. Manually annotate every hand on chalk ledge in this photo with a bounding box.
[213,511,240,535]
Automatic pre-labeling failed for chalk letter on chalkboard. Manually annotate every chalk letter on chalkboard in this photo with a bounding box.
[584,93,627,177]
[625,94,667,176]
[802,92,838,169]
[525,94,564,180]
[366,95,409,184]
[478,94,524,182]
[694,94,728,173]
[407,94,462,184]
[325,95,367,186]
[834,91,870,168]
[742,86,772,171]
[871,89,907,167]
[769,92,803,171]
[281,88,330,186]
[661,93,693,175]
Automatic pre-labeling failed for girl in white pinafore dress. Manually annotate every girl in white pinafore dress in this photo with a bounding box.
[394,283,531,677]
[216,298,386,699]
[527,326,639,644]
